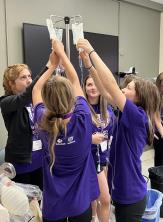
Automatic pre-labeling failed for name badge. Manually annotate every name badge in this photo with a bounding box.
[100,140,108,152]
[32,140,42,151]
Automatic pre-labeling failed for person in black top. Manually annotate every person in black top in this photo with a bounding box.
[0,51,56,190]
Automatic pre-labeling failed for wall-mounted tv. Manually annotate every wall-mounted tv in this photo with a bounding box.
[23,23,119,81]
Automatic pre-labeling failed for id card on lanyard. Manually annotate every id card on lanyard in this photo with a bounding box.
[33,140,42,151]
[100,140,108,152]
[26,105,42,151]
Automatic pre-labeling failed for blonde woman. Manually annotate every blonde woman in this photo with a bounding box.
[32,40,99,222]
[82,72,115,222]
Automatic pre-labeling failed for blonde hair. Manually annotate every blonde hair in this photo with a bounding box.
[83,75,109,126]
[3,64,31,95]
[40,75,75,173]
[134,78,160,145]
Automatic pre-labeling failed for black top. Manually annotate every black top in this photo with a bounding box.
[0,66,48,163]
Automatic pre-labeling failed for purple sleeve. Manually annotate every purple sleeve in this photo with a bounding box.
[33,102,45,124]
[121,99,148,129]
[74,96,91,115]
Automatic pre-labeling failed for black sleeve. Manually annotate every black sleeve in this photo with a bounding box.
[0,66,48,113]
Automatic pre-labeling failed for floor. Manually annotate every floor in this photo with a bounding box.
[95,148,163,221]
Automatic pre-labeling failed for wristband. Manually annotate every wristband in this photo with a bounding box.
[85,65,93,70]
[89,50,95,58]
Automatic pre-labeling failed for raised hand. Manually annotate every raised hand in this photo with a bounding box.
[79,51,92,69]
[92,133,105,145]
[52,40,65,57]
[77,39,94,54]
[48,50,59,68]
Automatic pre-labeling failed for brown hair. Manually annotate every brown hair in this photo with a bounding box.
[120,74,139,89]
[40,75,75,173]
[156,73,163,107]
[156,72,163,92]
[133,78,160,145]
[83,75,109,126]
[3,64,31,95]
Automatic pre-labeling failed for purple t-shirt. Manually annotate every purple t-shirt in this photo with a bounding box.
[108,99,148,204]
[91,104,115,165]
[13,104,42,174]
[33,96,100,220]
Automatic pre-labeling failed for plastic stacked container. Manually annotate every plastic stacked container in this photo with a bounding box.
[149,166,163,217]
[141,189,163,222]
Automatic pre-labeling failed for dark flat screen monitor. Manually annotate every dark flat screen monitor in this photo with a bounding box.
[23,23,119,81]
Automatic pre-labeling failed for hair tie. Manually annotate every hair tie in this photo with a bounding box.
[54,114,64,118]
[62,112,73,119]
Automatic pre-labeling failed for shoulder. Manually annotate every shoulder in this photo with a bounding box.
[0,95,10,104]
[74,96,90,114]
[0,95,14,110]
[33,102,45,114]
[70,97,91,127]
[33,102,45,124]
[121,99,148,127]
[124,99,146,116]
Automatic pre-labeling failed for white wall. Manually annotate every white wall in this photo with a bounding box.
[119,2,160,77]
[0,0,7,148]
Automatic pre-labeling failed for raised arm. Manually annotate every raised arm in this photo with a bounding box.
[77,39,126,111]
[32,50,58,106]
[52,40,84,98]
[0,65,50,113]
[80,51,115,106]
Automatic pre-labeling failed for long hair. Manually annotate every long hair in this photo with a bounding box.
[83,75,109,126]
[134,78,160,145]
[3,64,31,95]
[40,75,75,173]
[156,72,163,109]
[156,72,163,92]
[120,74,139,89]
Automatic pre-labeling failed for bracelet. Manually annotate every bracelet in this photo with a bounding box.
[89,50,95,58]
[85,65,93,70]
